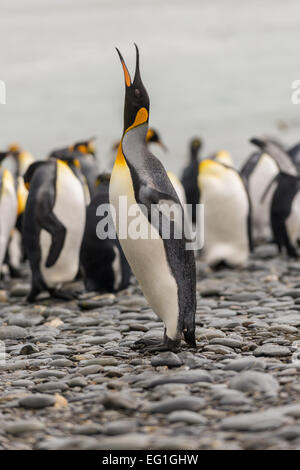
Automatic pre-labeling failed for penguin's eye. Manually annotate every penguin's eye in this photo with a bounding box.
[134,88,141,98]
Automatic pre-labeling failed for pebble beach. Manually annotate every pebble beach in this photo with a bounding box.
[0,245,300,451]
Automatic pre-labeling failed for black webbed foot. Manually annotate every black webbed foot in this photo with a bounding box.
[133,333,180,354]
[48,288,78,301]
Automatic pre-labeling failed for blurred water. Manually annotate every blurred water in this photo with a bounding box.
[1,0,300,174]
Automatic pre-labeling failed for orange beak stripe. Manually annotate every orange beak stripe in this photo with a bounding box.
[121,59,131,87]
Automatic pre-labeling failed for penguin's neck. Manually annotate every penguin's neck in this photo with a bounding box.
[121,123,148,166]
[190,147,199,163]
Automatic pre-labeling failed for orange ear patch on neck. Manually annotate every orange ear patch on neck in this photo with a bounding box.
[125,107,148,134]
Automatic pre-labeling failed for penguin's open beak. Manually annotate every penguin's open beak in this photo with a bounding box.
[116,48,132,88]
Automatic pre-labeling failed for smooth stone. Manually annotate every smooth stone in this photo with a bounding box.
[151,352,182,368]
[72,424,103,435]
[50,359,74,368]
[148,396,205,414]
[19,394,55,409]
[253,344,291,357]
[144,370,211,388]
[229,371,279,397]
[220,410,288,432]
[212,388,250,405]
[224,357,265,372]
[67,377,88,387]
[11,379,34,387]
[102,392,138,411]
[269,325,298,334]
[0,325,27,340]
[167,410,208,424]
[91,433,150,450]
[210,338,243,348]
[275,425,300,440]
[32,370,65,379]
[34,382,68,392]
[79,365,102,375]
[5,420,44,435]
[103,420,137,435]
[8,312,43,327]
[197,329,226,340]
[37,436,99,450]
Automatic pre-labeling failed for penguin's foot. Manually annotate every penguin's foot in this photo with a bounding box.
[133,336,180,353]
[49,289,78,301]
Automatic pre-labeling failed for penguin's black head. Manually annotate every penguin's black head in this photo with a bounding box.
[146,128,168,152]
[72,137,96,157]
[116,44,150,133]
[190,137,202,154]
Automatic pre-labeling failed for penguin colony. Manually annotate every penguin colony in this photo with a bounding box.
[1,45,300,351]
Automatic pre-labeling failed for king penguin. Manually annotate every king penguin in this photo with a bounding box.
[198,159,252,268]
[109,45,196,351]
[49,138,99,199]
[181,137,202,224]
[0,167,18,271]
[23,156,86,301]
[250,137,300,257]
[241,148,279,244]
[80,173,131,293]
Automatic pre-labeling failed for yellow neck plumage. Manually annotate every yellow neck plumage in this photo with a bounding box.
[114,107,149,168]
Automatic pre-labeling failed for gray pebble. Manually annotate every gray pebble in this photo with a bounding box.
[253,344,291,357]
[229,371,279,397]
[151,352,182,368]
[224,357,265,372]
[19,394,55,409]
[167,410,208,424]
[5,419,44,435]
[0,325,27,340]
[148,396,205,414]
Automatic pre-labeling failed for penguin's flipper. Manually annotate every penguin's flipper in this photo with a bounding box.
[250,138,299,176]
[24,161,48,186]
[139,185,178,206]
[40,212,66,268]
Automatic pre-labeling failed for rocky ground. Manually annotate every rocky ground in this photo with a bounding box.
[0,245,300,450]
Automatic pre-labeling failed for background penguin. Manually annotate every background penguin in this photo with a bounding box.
[181,137,202,224]
[1,143,35,180]
[167,171,186,206]
[0,147,32,276]
[0,168,18,271]
[198,158,252,268]
[23,156,86,301]
[109,45,196,352]
[250,138,300,257]
[80,173,131,293]
[49,138,99,198]
[212,149,234,167]
[241,150,279,244]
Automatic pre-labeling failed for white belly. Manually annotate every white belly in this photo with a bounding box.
[201,173,249,267]
[40,162,86,287]
[109,163,179,339]
[0,171,18,269]
[249,154,278,243]
[286,190,300,249]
